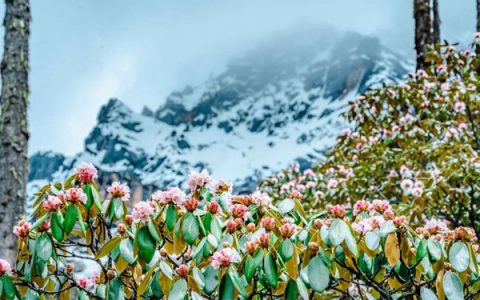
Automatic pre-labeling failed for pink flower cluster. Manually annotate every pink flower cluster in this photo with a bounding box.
[74,162,98,184]
[152,187,186,205]
[13,220,31,238]
[251,191,272,207]
[43,195,62,212]
[0,259,11,276]
[211,247,241,269]
[66,188,87,205]
[107,182,131,202]
[132,201,155,223]
[188,170,212,191]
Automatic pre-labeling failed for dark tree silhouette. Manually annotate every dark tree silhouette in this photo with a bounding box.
[0,0,30,262]
[432,0,440,44]
[414,0,432,70]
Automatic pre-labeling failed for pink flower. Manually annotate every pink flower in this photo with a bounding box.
[459,123,468,131]
[188,170,212,191]
[13,220,31,238]
[206,201,221,214]
[353,200,370,216]
[261,217,276,231]
[369,200,391,214]
[0,259,12,276]
[152,187,185,205]
[183,198,199,212]
[303,169,316,178]
[305,181,316,189]
[132,201,155,223]
[400,179,414,194]
[43,195,62,212]
[211,247,241,269]
[327,179,338,190]
[388,169,398,178]
[74,162,98,184]
[66,188,87,205]
[107,182,130,202]
[251,191,272,207]
[279,222,297,238]
[231,204,248,220]
[423,218,449,234]
[454,102,466,112]
[77,277,91,288]
[436,65,446,74]
[352,218,373,234]
[383,209,395,220]
[329,204,346,219]
[226,220,238,233]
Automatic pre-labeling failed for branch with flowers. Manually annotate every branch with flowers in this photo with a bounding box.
[0,163,477,299]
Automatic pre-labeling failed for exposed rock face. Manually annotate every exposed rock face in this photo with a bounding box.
[28,27,411,211]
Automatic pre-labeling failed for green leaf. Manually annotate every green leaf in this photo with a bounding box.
[244,255,256,283]
[148,220,162,243]
[136,227,156,263]
[203,265,218,295]
[449,241,470,273]
[219,274,234,300]
[51,213,64,242]
[264,252,278,288]
[307,256,330,293]
[96,236,122,259]
[416,240,427,261]
[1,276,16,300]
[193,267,205,290]
[228,267,247,297]
[420,287,438,300]
[107,278,125,300]
[35,234,52,262]
[443,271,463,300]
[113,198,124,220]
[63,204,78,235]
[91,185,102,209]
[83,184,94,210]
[279,239,294,262]
[277,199,295,214]
[328,219,347,246]
[285,280,298,300]
[182,213,200,245]
[166,204,177,231]
[365,231,380,251]
[379,220,396,237]
[168,279,187,300]
[427,238,443,262]
[296,277,309,300]
[119,239,135,264]
[344,228,358,256]
[210,216,222,242]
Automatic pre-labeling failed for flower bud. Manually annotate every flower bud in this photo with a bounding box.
[226,220,238,233]
[183,198,199,212]
[246,223,256,232]
[176,264,189,278]
[308,242,319,253]
[244,240,259,254]
[125,214,134,226]
[66,263,74,273]
[258,233,271,248]
[160,247,168,257]
[117,223,126,234]
[107,268,116,280]
[279,223,297,239]
[206,201,221,214]
[313,219,323,229]
[261,217,276,232]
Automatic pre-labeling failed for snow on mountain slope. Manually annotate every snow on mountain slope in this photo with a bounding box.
[28,28,411,209]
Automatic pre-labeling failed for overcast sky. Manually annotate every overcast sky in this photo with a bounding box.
[7,1,475,155]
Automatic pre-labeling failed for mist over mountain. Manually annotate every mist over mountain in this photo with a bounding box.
[28,26,411,209]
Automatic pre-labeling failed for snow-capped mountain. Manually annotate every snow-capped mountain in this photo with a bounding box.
[28,28,410,208]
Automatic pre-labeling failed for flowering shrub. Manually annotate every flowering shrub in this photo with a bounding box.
[261,40,480,236]
[0,165,479,299]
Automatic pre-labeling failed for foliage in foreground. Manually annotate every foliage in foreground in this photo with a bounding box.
[261,40,480,235]
[0,164,478,299]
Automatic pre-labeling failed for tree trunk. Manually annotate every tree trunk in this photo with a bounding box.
[0,0,30,262]
[431,0,440,44]
[414,0,432,70]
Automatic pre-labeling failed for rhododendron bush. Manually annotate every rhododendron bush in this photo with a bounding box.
[0,165,479,299]
[261,40,480,236]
